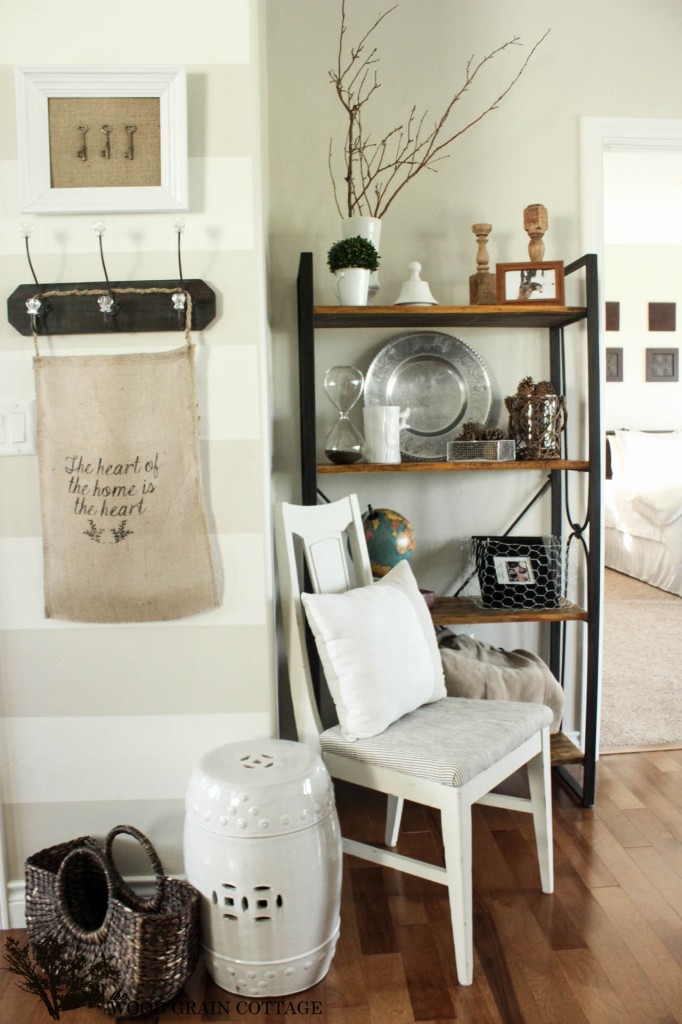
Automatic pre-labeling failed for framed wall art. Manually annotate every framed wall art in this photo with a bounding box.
[606,347,623,382]
[496,261,565,306]
[648,302,676,332]
[646,347,679,382]
[605,301,620,331]
[14,65,188,213]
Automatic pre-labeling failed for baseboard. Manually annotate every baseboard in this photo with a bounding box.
[6,874,170,930]
[600,742,682,755]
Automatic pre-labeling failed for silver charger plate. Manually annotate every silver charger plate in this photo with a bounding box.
[364,331,493,460]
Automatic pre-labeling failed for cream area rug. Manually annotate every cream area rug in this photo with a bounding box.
[600,568,682,750]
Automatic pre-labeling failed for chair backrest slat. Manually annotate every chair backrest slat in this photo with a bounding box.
[306,536,353,594]
[275,495,373,751]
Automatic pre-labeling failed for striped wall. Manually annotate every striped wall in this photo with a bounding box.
[0,0,275,923]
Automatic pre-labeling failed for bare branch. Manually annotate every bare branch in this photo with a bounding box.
[328,3,550,218]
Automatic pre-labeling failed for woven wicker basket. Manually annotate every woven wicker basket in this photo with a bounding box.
[25,825,200,1016]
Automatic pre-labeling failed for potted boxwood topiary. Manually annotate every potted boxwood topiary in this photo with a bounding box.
[327,235,380,306]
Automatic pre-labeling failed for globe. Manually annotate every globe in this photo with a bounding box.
[362,505,416,577]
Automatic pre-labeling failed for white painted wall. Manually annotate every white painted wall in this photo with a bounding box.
[0,0,274,923]
[582,129,682,430]
[265,0,682,740]
[605,245,682,429]
[3,0,681,920]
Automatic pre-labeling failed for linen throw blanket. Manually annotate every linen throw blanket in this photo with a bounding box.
[34,344,218,622]
[438,630,564,732]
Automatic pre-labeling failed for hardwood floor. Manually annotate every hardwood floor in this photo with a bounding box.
[2,750,681,1023]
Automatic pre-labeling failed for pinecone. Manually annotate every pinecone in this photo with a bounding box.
[516,375,536,395]
[534,380,556,396]
[484,427,507,441]
[458,421,485,440]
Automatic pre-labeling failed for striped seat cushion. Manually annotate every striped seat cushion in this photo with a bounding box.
[320,696,552,787]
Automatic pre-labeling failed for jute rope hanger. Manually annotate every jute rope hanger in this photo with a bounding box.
[30,286,194,356]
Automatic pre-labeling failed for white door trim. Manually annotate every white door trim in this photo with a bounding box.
[581,116,682,269]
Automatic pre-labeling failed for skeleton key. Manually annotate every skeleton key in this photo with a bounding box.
[100,124,112,159]
[123,124,137,160]
[77,125,89,161]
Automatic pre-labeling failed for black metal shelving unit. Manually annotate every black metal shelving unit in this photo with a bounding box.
[295,251,601,807]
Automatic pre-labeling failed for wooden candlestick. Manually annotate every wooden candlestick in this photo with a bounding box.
[524,204,548,261]
[469,223,496,304]
[472,223,492,272]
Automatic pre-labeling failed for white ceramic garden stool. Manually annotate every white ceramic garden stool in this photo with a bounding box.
[183,738,342,998]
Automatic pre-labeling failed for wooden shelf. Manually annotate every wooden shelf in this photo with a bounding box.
[551,732,585,765]
[430,596,588,626]
[313,303,587,330]
[297,252,602,807]
[318,459,589,474]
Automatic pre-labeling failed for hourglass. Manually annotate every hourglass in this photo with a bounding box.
[323,365,365,464]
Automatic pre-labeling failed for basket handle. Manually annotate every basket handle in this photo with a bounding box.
[55,844,114,945]
[104,825,165,912]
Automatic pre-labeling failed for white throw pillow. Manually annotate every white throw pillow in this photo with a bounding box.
[301,559,445,740]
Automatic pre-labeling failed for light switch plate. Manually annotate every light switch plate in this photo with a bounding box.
[0,400,36,455]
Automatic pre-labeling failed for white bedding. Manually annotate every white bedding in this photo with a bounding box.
[605,430,682,596]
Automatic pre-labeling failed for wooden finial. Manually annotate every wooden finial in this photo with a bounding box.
[471,223,493,273]
[469,223,496,304]
[524,204,548,261]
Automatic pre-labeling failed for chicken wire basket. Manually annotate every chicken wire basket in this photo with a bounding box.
[446,439,516,462]
[472,535,570,610]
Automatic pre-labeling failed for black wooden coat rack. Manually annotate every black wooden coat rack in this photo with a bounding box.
[7,221,216,337]
[8,279,216,336]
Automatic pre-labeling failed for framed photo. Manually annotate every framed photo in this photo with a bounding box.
[646,347,679,382]
[493,556,535,585]
[495,261,565,306]
[473,535,562,610]
[15,65,188,213]
[606,347,623,382]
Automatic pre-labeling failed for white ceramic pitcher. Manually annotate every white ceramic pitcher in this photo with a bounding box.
[362,405,409,463]
[334,268,370,306]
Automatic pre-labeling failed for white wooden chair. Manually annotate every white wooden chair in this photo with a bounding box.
[274,494,553,985]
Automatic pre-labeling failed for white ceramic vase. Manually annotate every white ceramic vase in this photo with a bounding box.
[343,216,381,299]
[334,267,370,306]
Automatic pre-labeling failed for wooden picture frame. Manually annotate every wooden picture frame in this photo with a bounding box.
[495,261,565,306]
[606,347,623,382]
[645,347,679,382]
[15,65,188,213]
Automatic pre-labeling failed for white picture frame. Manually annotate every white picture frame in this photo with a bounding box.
[14,65,188,214]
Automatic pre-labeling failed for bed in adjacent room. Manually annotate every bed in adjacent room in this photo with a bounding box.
[604,429,682,597]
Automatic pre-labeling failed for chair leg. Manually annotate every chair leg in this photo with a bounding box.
[384,795,403,847]
[440,792,473,986]
[527,727,554,894]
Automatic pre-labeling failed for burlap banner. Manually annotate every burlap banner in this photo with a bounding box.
[33,343,218,622]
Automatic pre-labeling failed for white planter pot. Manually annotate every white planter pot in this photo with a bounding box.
[342,216,382,249]
[334,267,370,306]
[342,217,381,299]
